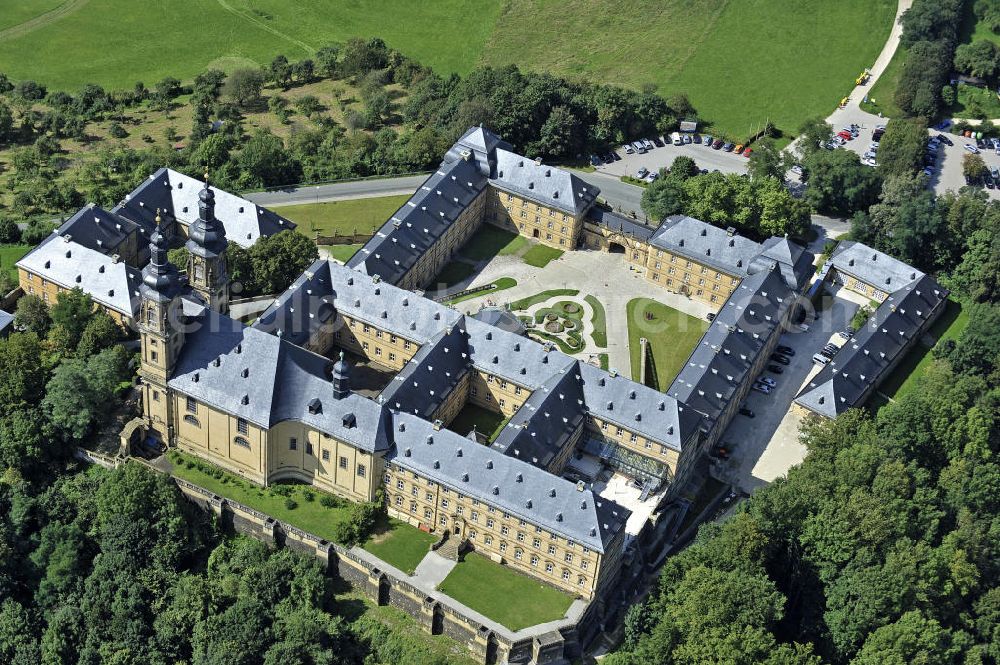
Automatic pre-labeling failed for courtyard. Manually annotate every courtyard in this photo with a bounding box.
[446,403,509,443]
[436,552,576,632]
[626,298,709,390]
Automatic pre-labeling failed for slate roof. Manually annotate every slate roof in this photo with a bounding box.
[667,267,794,426]
[387,412,629,552]
[492,149,598,216]
[16,234,143,317]
[794,275,947,418]
[380,325,471,420]
[649,215,763,276]
[469,307,526,335]
[170,308,392,453]
[443,125,512,177]
[586,207,656,242]
[114,168,295,249]
[491,367,588,468]
[0,310,13,335]
[750,236,815,290]
[823,240,924,291]
[347,158,489,285]
[56,205,141,261]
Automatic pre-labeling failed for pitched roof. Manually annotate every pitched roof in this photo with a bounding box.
[649,215,762,276]
[0,310,13,335]
[114,168,295,248]
[823,240,924,291]
[170,309,392,452]
[347,159,489,285]
[667,267,794,425]
[587,207,657,242]
[794,275,947,417]
[492,149,598,216]
[56,205,141,261]
[16,234,142,317]
[388,413,629,552]
[443,125,513,177]
[750,236,815,290]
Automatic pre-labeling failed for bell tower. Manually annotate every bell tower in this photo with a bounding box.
[186,173,230,313]
[139,211,186,443]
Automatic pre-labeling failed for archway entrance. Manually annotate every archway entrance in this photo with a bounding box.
[532,229,540,238]
[608,241,626,254]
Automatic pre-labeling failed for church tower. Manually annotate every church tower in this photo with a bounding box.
[186,174,230,313]
[139,211,186,443]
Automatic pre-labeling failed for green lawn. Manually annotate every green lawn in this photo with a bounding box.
[0,0,893,139]
[0,244,32,281]
[362,518,436,575]
[498,234,529,256]
[948,84,1000,119]
[459,226,523,262]
[445,277,517,305]
[584,295,608,347]
[627,298,709,389]
[879,298,970,401]
[0,0,63,32]
[167,450,354,544]
[483,0,895,138]
[0,0,502,90]
[276,195,411,237]
[509,289,579,311]
[431,260,476,289]
[522,244,563,268]
[447,404,508,442]
[859,45,907,119]
[326,243,363,263]
[436,553,574,631]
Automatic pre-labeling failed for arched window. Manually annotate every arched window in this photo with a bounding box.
[233,436,250,449]
[183,415,201,428]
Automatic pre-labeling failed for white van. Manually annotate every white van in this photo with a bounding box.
[812,353,830,365]
[671,132,683,146]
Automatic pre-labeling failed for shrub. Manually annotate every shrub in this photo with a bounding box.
[284,498,298,510]
[319,495,337,508]
[303,490,315,502]
[271,484,293,497]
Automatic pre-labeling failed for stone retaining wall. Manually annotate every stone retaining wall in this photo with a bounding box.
[171,476,602,665]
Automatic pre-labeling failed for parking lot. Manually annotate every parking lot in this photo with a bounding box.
[820,119,1000,200]
[594,136,749,180]
[711,295,858,494]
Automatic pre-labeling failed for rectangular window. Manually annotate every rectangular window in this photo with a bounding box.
[150,350,158,363]
[339,456,348,469]
[289,438,297,451]
[357,464,366,478]
[237,418,248,435]
[152,391,159,402]
[322,450,330,461]
[306,443,314,456]
[396,479,404,489]
[424,508,433,519]
[442,499,450,509]
[186,397,197,414]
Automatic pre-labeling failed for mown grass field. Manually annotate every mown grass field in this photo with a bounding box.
[627,297,708,389]
[0,0,896,137]
[0,244,32,281]
[0,0,501,90]
[274,195,410,237]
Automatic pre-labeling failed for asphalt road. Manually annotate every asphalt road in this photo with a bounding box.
[244,174,430,208]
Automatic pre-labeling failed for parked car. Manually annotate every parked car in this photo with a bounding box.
[770,353,790,365]
[990,167,999,181]
[652,137,664,147]
[702,134,713,145]
[743,148,753,158]
[645,172,659,183]
[752,384,771,394]
[642,138,655,151]
[605,152,619,162]
[635,167,650,179]
[837,330,852,340]
[671,132,683,145]
[767,364,784,374]
[682,134,692,144]
[712,139,724,150]
[936,134,953,146]
[733,144,744,154]
[706,312,716,322]
[759,377,776,387]
[623,144,635,155]
[812,353,831,365]
[932,119,951,130]
[986,176,995,189]
[924,166,937,178]
[589,155,602,166]
[776,346,794,356]
[738,407,755,418]
[820,349,836,359]
[723,142,735,152]
[965,143,980,154]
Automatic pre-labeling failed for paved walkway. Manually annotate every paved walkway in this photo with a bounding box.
[412,551,457,588]
[450,251,712,380]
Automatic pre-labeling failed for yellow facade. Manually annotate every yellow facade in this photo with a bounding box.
[488,187,582,250]
[384,462,609,598]
[18,268,132,326]
[644,248,741,310]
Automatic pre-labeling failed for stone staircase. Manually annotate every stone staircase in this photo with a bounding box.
[435,533,462,561]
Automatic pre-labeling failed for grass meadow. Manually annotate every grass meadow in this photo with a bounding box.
[0,0,896,137]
